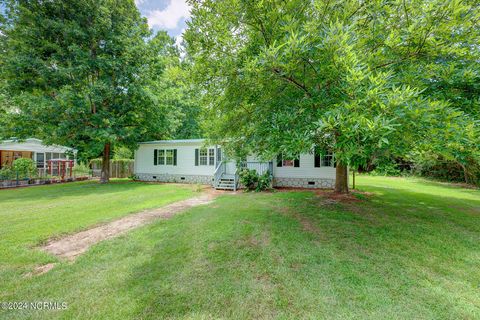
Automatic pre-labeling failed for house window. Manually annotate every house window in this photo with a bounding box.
[156,149,177,166]
[36,153,45,169]
[314,148,335,167]
[322,155,334,167]
[158,149,165,165]
[216,148,222,163]
[199,148,208,165]
[276,154,300,167]
[195,148,215,166]
[166,149,174,165]
[209,149,215,166]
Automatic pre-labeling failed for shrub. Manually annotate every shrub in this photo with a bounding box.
[414,158,480,186]
[256,170,272,191]
[73,162,90,177]
[0,166,15,180]
[370,161,401,176]
[239,168,259,191]
[239,168,272,192]
[12,158,37,179]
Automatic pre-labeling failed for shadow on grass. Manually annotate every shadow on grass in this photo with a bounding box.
[5,185,477,319]
[121,188,480,319]
[121,198,293,319]
[0,180,172,202]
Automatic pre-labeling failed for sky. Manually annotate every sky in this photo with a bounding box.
[135,0,191,46]
[0,1,191,46]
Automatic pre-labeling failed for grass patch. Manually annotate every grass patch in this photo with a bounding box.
[1,176,479,319]
[0,180,196,286]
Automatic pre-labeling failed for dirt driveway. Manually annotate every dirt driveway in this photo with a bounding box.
[40,190,222,262]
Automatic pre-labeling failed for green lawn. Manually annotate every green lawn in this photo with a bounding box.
[0,180,197,286]
[1,176,479,319]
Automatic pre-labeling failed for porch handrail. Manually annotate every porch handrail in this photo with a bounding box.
[214,160,225,187]
[240,161,273,177]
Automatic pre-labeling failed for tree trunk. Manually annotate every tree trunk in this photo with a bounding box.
[458,162,469,184]
[335,163,349,193]
[100,143,110,184]
[352,169,356,189]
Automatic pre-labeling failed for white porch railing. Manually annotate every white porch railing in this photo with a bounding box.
[239,161,273,177]
[214,161,226,187]
[215,161,272,191]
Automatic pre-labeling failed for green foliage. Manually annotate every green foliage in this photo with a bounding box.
[159,60,204,139]
[239,168,259,191]
[0,1,193,178]
[186,0,479,186]
[90,158,133,167]
[72,162,91,177]
[113,146,133,160]
[409,106,480,185]
[256,170,272,192]
[0,165,15,180]
[239,168,272,192]
[412,152,480,186]
[12,158,37,179]
[370,162,402,177]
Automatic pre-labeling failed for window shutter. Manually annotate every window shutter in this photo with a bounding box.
[276,154,282,167]
[154,149,158,165]
[314,148,321,168]
[173,149,177,166]
[195,149,199,166]
[294,157,300,167]
[217,148,222,163]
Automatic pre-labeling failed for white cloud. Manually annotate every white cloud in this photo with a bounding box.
[145,0,190,30]
[175,28,186,47]
[134,0,145,5]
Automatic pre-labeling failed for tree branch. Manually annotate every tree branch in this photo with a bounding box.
[271,67,312,98]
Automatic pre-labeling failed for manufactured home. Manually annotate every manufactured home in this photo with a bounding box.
[134,139,337,190]
[0,138,76,174]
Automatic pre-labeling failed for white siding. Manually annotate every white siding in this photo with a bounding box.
[247,153,336,179]
[135,141,337,182]
[134,142,218,176]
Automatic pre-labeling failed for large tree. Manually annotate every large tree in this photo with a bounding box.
[149,32,204,140]
[0,0,176,182]
[185,0,479,192]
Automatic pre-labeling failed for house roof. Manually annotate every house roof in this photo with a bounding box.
[138,139,207,145]
[0,138,77,153]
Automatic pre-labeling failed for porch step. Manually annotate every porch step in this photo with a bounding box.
[214,175,237,190]
[216,186,235,190]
